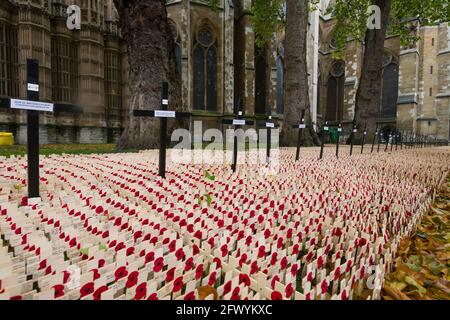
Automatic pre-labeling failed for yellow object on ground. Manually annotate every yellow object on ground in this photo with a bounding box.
[0,132,14,146]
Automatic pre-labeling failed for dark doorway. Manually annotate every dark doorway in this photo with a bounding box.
[326,61,345,121]
[381,63,399,118]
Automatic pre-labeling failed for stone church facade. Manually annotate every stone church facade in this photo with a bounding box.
[0,0,448,144]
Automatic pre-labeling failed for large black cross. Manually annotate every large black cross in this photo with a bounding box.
[335,123,342,158]
[133,82,190,179]
[292,110,307,161]
[257,112,279,162]
[0,59,82,198]
[222,103,254,172]
[371,125,378,153]
[349,121,357,156]
[360,123,367,154]
[319,120,329,160]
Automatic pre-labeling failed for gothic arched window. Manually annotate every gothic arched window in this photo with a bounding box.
[275,56,284,114]
[326,61,345,121]
[193,26,217,111]
[169,20,182,81]
[0,21,18,98]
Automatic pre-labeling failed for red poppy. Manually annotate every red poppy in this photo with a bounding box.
[53,284,65,298]
[195,264,204,280]
[264,229,271,239]
[207,237,215,248]
[168,240,176,252]
[239,253,248,268]
[193,244,200,255]
[126,247,135,256]
[98,259,105,268]
[93,286,108,300]
[175,248,185,261]
[334,267,341,281]
[358,238,367,247]
[280,257,288,270]
[145,251,155,264]
[271,275,280,289]
[271,291,283,300]
[115,266,128,281]
[290,264,298,277]
[126,271,139,288]
[258,245,266,258]
[147,293,158,300]
[10,295,22,300]
[213,257,222,269]
[153,257,164,273]
[223,280,232,295]
[208,271,217,286]
[220,244,228,257]
[184,257,194,272]
[286,229,293,239]
[239,273,250,287]
[173,276,184,292]
[184,291,196,300]
[231,287,240,300]
[80,282,95,298]
[321,279,328,294]
[166,267,175,282]
[277,237,284,249]
[134,283,147,300]
[91,269,101,280]
[285,284,294,299]
[318,256,324,269]
[250,261,258,274]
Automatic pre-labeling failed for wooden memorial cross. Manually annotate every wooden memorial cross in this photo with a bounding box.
[360,122,367,154]
[292,110,307,161]
[335,123,342,158]
[133,82,190,178]
[0,59,82,198]
[319,120,329,160]
[222,102,254,172]
[349,121,357,156]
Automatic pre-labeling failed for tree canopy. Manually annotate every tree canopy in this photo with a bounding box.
[330,0,449,59]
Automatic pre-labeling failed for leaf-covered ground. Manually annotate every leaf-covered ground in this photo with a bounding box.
[382,174,450,300]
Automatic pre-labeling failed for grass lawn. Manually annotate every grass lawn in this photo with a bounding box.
[0,144,138,157]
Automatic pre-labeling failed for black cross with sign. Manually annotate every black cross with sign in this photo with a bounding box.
[349,121,357,156]
[222,103,254,172]
[319,120,329,160]
[257,112,279,162]
[335,123,342,158]
[371,124,378,153]
[360,122,367,154]
[0,59,82,198]
[133,82,190,179]
[384,131,391,152]
[291,110,307,161]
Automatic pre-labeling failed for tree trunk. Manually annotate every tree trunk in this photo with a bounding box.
[352,0,392,141]
[113,0,183,149]
[281,0,320,147]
